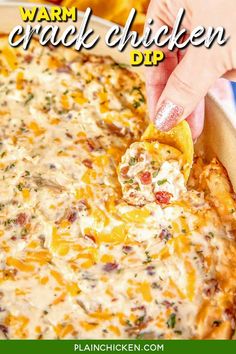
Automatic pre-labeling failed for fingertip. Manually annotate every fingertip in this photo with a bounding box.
[154,99,184,132]
[186,100,205,140]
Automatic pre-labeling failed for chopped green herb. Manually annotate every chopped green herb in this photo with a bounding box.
[17,183,24,191]
[25,93,34,105]
[133,100,141,109]
[131,86,145,102]
[157,179,168,185]
[0,203,5,211]
[143,251,152,264]
[126,320,132,327]
[152,171,159,178]
[129,157,136,166]
[118,63,129,68]
[167,313,176,328]
[5,163,15,172]
[112,62,129,69]
[21,227,28,237]
[136,316,145,325]
[4,218,15,227]
[124,179,134,184]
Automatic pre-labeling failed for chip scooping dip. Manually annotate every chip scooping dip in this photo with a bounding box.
[118,121,193,206]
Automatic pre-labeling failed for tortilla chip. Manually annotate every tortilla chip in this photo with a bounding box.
[141,121,194,181]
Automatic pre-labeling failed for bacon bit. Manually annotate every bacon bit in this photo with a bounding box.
[146,266,155,276]
[15,213,27,226]
[203,278,219,297]
[129,191,137,199]
[224,308,236,328]
[225,307,234,317]
[103,263,118,272]
[84,234,96,244]
[140,171,151,185]
[122,245,132,253]
[120,166,129,178]
[106,123,126,137]
[3,268,17,279]
[159,229,172,242]
[155,191,173,204]
[39,235,45,248]
[212,320,221,328]
[78,199,89,211]
[24,55,33,64]
[162,300,173,309]
[82,159,93,169]
[0,324,8,337]
[65,132,73,139]
[86,139,95,152]
[67,211,77,223]
[57,65,71,73]
[131,305,146,312]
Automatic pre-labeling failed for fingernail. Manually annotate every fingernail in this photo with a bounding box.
[154,100,184,131]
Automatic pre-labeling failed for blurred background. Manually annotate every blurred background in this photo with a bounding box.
[232,83,236,101]
[0,0,235,106]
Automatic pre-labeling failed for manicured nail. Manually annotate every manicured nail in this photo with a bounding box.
[154,100,184,131]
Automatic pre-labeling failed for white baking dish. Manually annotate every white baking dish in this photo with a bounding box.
[0,1,235,190]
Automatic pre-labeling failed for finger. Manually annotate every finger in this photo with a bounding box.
[186,100,205,140]
[145,0,179,119]
[153,46,224,131]
[223,69,236,82]
[145,54,177,119]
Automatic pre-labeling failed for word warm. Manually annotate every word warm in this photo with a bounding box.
[20,6,77,22]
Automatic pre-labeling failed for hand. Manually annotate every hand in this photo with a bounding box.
[145,0,236,139]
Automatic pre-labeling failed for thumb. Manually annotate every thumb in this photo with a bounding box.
[153,46,224,131]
